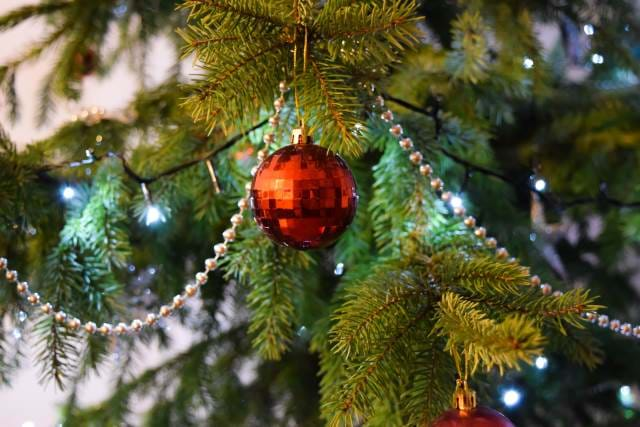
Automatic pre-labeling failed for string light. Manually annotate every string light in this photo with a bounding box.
[140,183,165,226]
[583,24,595,36]
[61,186,76,200]
[502,388,522,407]
[535,356,549,370]
[619,385,635,407]
[591,53,604,65]
[334,262,345,276]
[450,195,464,209]
[534,178,547,192]
[523,57,534,69]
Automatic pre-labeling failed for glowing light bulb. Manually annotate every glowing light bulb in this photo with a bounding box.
[619,385,635,407]
[450,196,464,209]
[583,24,595,36]
[534,179,547,192]
[523,57,534,69]
[145,205,165,226]
[535,356,548,370]
[61,186,76,200]
[502,389,522,407]
[591,53,604,65]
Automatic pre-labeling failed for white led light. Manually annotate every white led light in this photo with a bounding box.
[619,385,635,407]
[502,389,522,407]
[583,24,595,36]
[450,196,464,209]
[591,53,604,65]
[523,57,534,69]
[534,179,547,192]
[145,205,165,226]
[535,356,548,370]
[62,186,76,200]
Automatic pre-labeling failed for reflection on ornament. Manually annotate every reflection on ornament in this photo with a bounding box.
[250,128,357,249]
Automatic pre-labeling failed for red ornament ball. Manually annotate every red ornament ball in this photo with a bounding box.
[250,135,357,250]
[432,406,515,427]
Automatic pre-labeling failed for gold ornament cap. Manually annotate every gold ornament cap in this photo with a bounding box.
[453,379,477,411]
[291,127,313,145]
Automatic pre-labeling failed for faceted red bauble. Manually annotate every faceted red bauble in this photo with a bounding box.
[432,406,515,427]
[250,141,357,250]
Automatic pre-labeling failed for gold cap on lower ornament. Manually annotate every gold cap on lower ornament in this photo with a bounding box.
[290,127,313,145]
[453,379,477,411]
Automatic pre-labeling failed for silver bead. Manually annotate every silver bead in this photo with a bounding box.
[214,243,227,256]
[84,322,97,334]
[389,124,403,137]
[485,237,497,248]
[160,305,172,317]
[223,228,236,242]
[474,227,487,238]
[399,137,413,150]
[27,293,40,305]
[430,178,443,191]
[41,303,53,314]
[463,216,476,228]
[185,284,198,297]
[419,164,433,177]
[5,270,17,282]
[440,191,452,202]
[196,272,208,285]
[99,323,113,336]
[237,198,249,210]
[496,247,509,259]
[610,319,621,331]
[597,314,609,327]
[205,258,218,271]
[54,311,66,323]
[0,257,7,269]
[380,110,394,122]
[409,151,423,165]
[263,133,275,144]
[173,295,185,309]
[146,313,157,326]
[115,322,128,335]
[231,213,244,226]
[540,283,553,296]
[530,275,541,287]
[16,282,28,294]
[131,319,143,332]
[279,81,289,93]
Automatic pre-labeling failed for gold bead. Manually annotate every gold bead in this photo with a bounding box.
[430,178,443,191]
[28,293,40,305]
[173,295,185,309]
[375,96,384,107]
[474,227,486,238]
[231,214,243,226]
[245,182,252,192]
[409,151,423,165]
[54,311,66,323]
[380,110,394,122]
[250,166,259,176]
[205,258,218,271]
[274,97,285,111]
[185,285,198,297]
[552,290,563,297]
[389,124,403,137]
[453,206,466,217]
[621,323,632,335]
[597,314,609,327]
[146,313,157,326]
[41,303,53,314]
[160,305,172,317]
[67,318,80,331]
[99,323,113,336]
[84,322,97,334]
[530,275,541,286]
[463,216,476,228]
[441,191,452,202]
[16,282,28,294]
[633,326,640,338]
[214,243,227,256]
[5,270,17,282]
[496,247,509,259]
[196,272,208,285]
[263,133,275,144]
[540,284,552,296]
[586,312,597,322]
[399,137,413,150]
[0,257,7,269]
[222,228,236,242]
[237,198,249,210]
[610,319,621,331]
[279,81,289,93]
[131,319,143,332]
[115,322,128,335]
[419,164,432,177]
[268,115,280,127]
[257,150,267,161]
[485,237,497,248]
